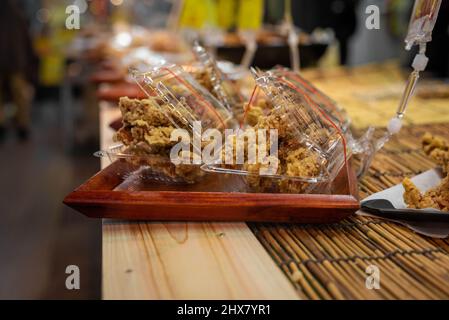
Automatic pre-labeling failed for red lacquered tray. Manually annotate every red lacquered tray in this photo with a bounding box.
[64,159,359,223]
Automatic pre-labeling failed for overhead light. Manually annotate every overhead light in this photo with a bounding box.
[114,32,132,48]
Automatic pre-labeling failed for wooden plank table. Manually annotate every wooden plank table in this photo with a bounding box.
[99,102,300,299]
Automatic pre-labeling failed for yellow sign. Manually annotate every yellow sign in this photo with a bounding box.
[179,0,217,29]
[237,0,263,30]
[217,0,236,29]
[180,0,264,30]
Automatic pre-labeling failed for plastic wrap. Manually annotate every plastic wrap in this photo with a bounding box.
[191,42,246,119]
[130,64,235,133]
[96,65,237,185]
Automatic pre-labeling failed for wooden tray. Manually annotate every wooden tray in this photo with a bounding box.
[64,160,359,223]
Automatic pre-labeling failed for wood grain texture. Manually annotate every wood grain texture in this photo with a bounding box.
[98,102,300,299]
[103,221,301,299]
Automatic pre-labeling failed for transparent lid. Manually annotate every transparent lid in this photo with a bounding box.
[267,67,351,132]
[130,64,236,134]
[202,68,348,189]
[191,42,245,113]
[255,69,348,182]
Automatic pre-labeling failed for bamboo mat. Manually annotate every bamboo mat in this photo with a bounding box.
[250,123,449,299]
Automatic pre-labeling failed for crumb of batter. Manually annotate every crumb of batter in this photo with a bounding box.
[193,69,215,94]
[245,106,264,127]
[242,149,320,194]
[403,177,449,212]
[402,178,440,210]
[240,98,274,126]
[284,148,321,178]
[426,177,449,211]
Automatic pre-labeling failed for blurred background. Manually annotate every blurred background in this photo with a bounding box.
[0,0,448,299]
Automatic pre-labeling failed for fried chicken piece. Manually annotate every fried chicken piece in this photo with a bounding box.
[277,148,321,193]
[243,158,282,193]
[422,132,449,173]
[243,147,321,194]
[255,112,293,140]
[235,98,274,126]
[144,127,175,151]
[114,97,175,150]
[246,106,264,127]
[402,178,440,210]
[226,103,328,193]
[118,97,170,127]
[425,176,449,211]
[193,69,215,94]
[403,177,449,212]
[284,148,321,178]
[117,124,176,154]
[114,97,204,184]
[193,67,243,117]
[126,151,205,184]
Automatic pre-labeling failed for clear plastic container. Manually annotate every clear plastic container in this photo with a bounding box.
[267,67,351,133]
[130,64,236,134]
[191,42,246,119]
[95,144,205,185]
[202,68,348,194]
[98,64,239,186]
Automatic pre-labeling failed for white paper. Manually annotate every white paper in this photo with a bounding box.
[358,169,443,210]
[357,169,449,238]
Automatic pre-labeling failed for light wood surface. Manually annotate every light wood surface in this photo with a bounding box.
[99,102,300,300]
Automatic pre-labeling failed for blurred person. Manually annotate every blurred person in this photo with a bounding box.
[330,0,359,65]
[0,0,38,142]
